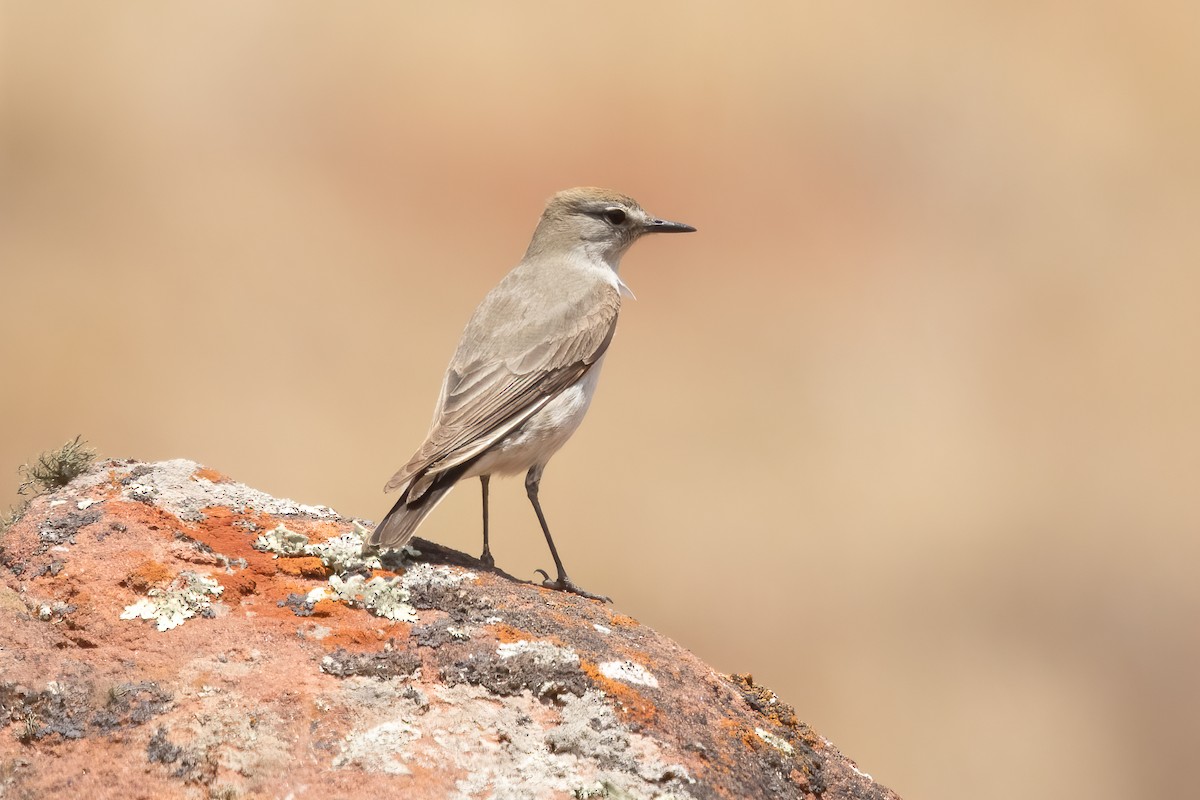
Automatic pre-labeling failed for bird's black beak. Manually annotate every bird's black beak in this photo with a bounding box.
[644,218,697,234]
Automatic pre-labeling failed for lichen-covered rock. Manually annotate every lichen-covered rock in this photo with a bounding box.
[0,459,899,800]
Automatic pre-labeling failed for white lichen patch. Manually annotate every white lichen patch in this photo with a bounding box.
[156,702,293,787]
[755,727,794,756]
[844,753,874,781]
[305,585,331,604]
[309,530,380,573]
[496,639,580,668]
[253,524,312,557]
[121,571,224,631]
[327,574,417,622]
[117,459,340,522]
[333,719,421,775]
[401,561,476,592]
[326,682,698,800]
[300,623,332,640]
[35,601,74,621]
[597,660,659,689]
[548,690,694,797]
[592,623,612,635]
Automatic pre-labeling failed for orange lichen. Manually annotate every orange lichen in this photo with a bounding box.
[122,560,172,592]
[489,623,530,643]
[309,598,342,617]
[104,499,188,535]
[539,606,590,633]
[275,557,329,579]
[270,579,319,598]
[104,469,125,494]
[179,506,281,575]
[727,672,823,749]
[319,621,399,649]
[580,659,658,726]
[224,574,258,596]
[607,612,639,627]
[603,642,662,672]
[718,718,763,751]
[190,467,230,483]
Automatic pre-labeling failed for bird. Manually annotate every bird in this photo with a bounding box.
[365,187,695,601]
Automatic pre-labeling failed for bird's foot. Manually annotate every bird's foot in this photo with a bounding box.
[479,550,495,569]
[534,569,612,603]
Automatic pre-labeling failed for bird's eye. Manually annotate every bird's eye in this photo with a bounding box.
[603,208,627,225]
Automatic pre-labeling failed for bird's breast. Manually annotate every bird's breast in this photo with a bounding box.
[463,358,606,478]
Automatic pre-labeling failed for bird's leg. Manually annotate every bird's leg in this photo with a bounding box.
[479,475,495,568]
[525,466,611,603]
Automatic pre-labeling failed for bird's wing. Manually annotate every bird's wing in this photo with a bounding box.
[385,268,620,498]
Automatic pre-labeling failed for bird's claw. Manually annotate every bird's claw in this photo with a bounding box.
[534,569,611,603]
[479,551,495,569]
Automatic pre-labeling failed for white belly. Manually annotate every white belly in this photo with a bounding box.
[463,359,605,478]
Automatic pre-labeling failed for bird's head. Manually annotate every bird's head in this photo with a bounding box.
[526,187,695,265]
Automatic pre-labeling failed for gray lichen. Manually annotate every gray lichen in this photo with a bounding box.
[443,639,588,700]
[320,647,421,679]
[0,680,171,741]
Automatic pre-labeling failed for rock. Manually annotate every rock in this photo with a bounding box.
[0,458,899,800]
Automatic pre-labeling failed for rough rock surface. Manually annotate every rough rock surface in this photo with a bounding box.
[0,459,899,800]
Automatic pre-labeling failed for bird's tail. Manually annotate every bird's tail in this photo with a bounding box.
[364,468,461,552]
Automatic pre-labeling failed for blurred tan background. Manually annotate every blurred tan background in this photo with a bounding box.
[2,2,1197,798]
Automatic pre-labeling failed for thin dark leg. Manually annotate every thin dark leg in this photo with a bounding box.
[479,475,494,568]
[525,467,566,580]
[525,466,610,603]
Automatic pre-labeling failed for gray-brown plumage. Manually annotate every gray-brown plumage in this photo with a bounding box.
[367,187,694,600]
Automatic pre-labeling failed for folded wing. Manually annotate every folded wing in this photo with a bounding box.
[385,267,620,500]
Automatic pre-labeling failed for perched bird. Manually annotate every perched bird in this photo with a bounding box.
[366,187,695,600]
